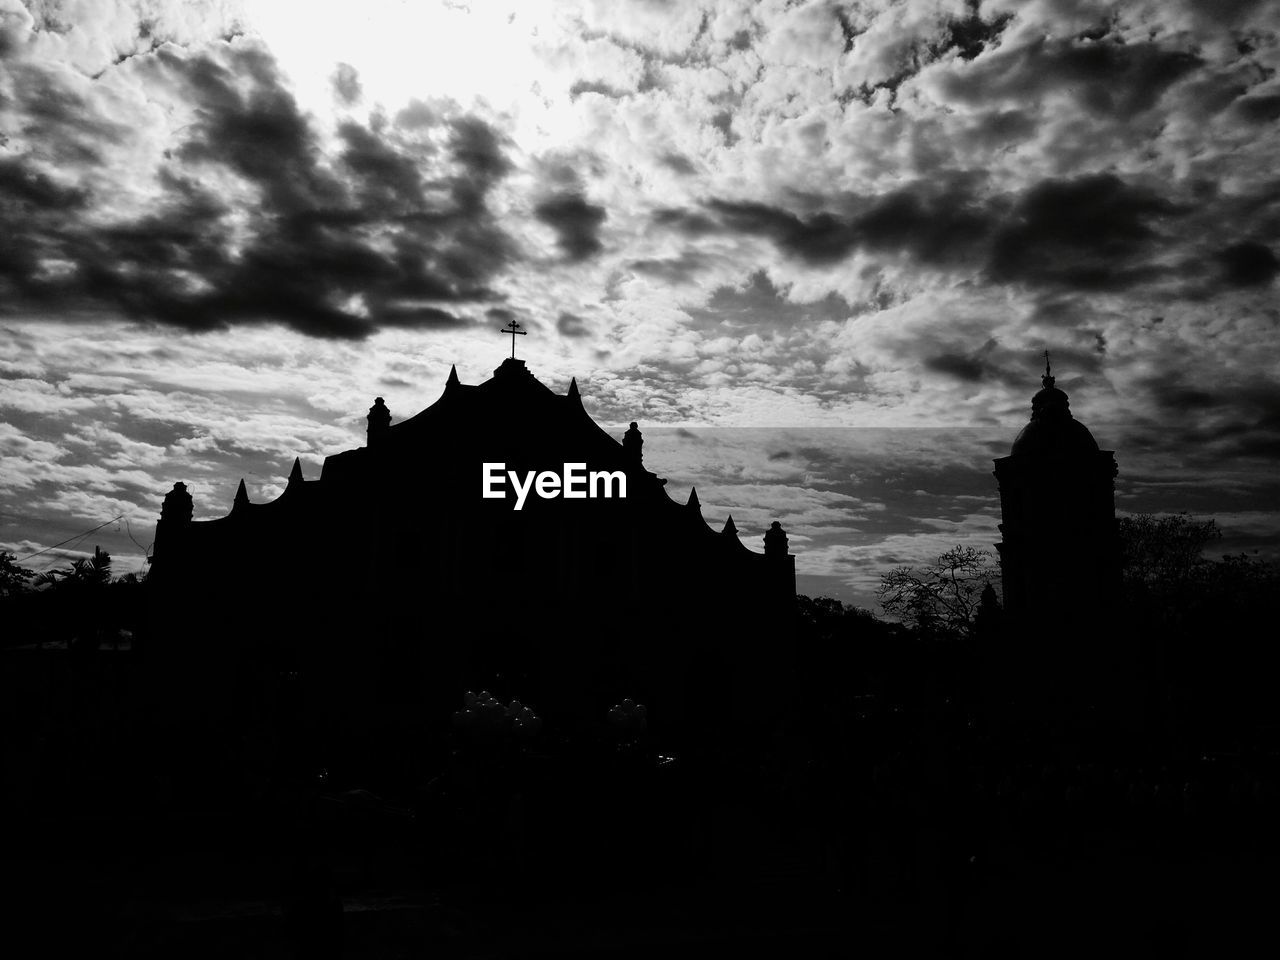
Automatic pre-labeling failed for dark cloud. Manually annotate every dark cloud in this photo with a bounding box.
[374,304,470,329]
[331,62,362,106]
[660,170,1228,301]
[1147,372,1280,424]
[626,252,708,283]
[690,271,851,331]
[535,193,608,261]
[0,155,86,210]
[843,5,1014,105]
[393,99,440,130]
[1233,94,1280,124]
[568,79,629,100]
[700,180,992,267]
[925,353,986,383]
[1122,371,1280,469]
[448,116,514,207]
[658,152,697,175]
[7,61,131,165]
[709,110,739,146]
[556,312,590,338]
[337,121,428,212]
[987,174,1182,290]
[1215,241,1279,286]
[700,200,851,264]
[0,42,517,338]
[1183,0,1274,24]
[956,109,1037,152]
[943,7,1014,62]
[651,207,717,235]
[531,150,603,191]
[923,338,1068,389]
[937,36,1203,120]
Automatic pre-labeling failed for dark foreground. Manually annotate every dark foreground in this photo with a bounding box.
[5,743,1280,959]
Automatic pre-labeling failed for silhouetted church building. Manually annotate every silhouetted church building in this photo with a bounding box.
[148,356,796,744]
[993,358,1121,626]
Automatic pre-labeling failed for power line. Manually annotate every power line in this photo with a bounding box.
[124,519,153,576]
[13,515,126,563]
[30,529,99,573]
[124,518,151,558]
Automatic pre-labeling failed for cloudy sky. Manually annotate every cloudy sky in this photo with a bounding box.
[2,0,1278,606]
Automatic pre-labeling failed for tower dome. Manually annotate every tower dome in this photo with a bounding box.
[1009,357,1100,457]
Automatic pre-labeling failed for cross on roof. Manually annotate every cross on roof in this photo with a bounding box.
[500,319,527,358]
[1044,349,1051,378]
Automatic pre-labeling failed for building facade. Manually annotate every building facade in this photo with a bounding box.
[146,357,796,747]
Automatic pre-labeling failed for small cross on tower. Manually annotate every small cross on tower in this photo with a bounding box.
[500,319,527,359]
[1044,349,1052,378]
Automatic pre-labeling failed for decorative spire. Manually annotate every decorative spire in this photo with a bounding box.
[288,457,303,485]
[623,421,643,462]
[232,478,249,512]
[1030,354,1071,422]
[567,377,580,401]
[367,396,391,447]
[1010,357,1100,456]
[687,487,701,511]
[446,364,460,389]
[764,520,789,557]
[722,515,738,537]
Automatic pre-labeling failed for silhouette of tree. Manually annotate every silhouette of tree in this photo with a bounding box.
[0,551,33,597]
[30,547,116,651]
[1115,512,1278,624]
[876,545,998,639]
[35,545,113,588]
[1118,512,1220,596]
[1115,513,1280,736]
[1116,512,1280,599]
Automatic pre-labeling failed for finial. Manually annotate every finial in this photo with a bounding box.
[233,478,249,511]
[567,377,580,400]
[446,364,460,388]
[722,515,738,537]
[288,457,303,484]
[1041,350,1055,389]
[687,487,700,511]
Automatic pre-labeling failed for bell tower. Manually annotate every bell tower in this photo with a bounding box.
[993,356,1120,623]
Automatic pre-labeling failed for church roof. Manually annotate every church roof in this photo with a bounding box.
[171,357,789,567]
[322,357,636,483]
